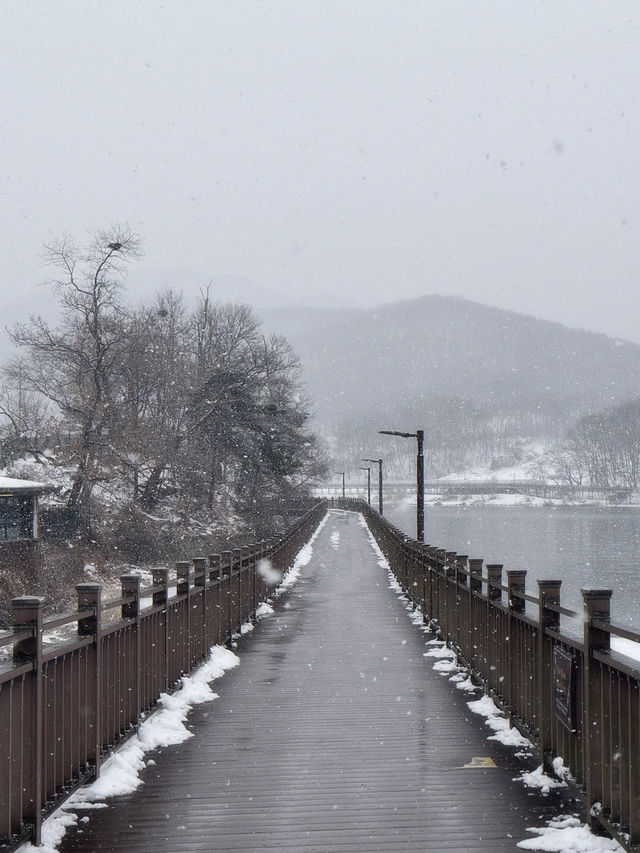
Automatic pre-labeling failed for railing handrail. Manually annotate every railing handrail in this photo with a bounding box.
[336,496,640,851]
[0,498,328,849]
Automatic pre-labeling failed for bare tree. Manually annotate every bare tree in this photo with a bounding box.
[9,227,141,517]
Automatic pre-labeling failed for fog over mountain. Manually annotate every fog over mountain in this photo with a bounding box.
[261,295,640,472]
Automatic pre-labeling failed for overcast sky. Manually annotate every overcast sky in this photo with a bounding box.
[2,1,640,343]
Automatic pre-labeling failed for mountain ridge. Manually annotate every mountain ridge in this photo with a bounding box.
[260,294,640,438]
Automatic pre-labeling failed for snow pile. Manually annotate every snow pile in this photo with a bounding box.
[514,764,567,795]
[424,645,457,660]
[330,530,341,549]
[275,512,329,594]
[552,756,573,783]
[517,815,624,851]
[611,636,640,662]
[358,514,475,689]
[18,646,240,853]
[467,694,533,749]
[358,514,393,572]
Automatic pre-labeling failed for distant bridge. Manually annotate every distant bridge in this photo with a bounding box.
[316,480,634,501]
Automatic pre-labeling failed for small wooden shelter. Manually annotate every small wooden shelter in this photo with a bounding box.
[0,476,56,577]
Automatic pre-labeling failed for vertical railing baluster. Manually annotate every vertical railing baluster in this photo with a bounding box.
[208,555,221,644]
[486,565,503,696]
[176,562,192,672]
[537,579,561,759]
[455,556,468,654]
[121,575,141,726]
[152,568,170,694]
[468,559,483,675]
[193,557,207,659]
[221,551,233,644]
[506,570,526,725]
[232,548,242,633]
[11,597,44,846]
[76,583,102,782]
[582,588,612,832]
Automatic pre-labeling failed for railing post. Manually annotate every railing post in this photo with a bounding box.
[401,537,409,593]
[469,559,483,594]
[507,570,526,613]
[176,561,192,672]
[486,564,503,604]
[152,568,170,692]
[455,555,468,652]
[582,587,613,828]
[208,555,222,644]
[444,552,457,643]
[11,596,44,845]
[486,565,503,695]
[193,557,208,656]
[506,570,526,725]
[232,548,243,633]
[152,568,170,607]
[121,574,141,621]
[420,544,431,624]
[245,545,258,622]
[76,584,102,779]
[538,580,562,765]
[121,575,141,727]
[435,548,446,623]
[468,559,483,674]
[426,546,437,622]
[208,554,221,583]
[241,546,254,623]
[221,550,233,644]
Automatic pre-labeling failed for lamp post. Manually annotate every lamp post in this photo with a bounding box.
[363,458,383,514]
[379,429,424,542]
[360,466,371,505]
[336,472,346,499]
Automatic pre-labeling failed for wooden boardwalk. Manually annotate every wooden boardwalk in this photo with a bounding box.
[56,509,585,852]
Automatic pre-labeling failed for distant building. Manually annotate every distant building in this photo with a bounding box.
[0,476,56,578]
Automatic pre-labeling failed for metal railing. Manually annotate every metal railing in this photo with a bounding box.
[337,498,640,851]
[0,500,327,850]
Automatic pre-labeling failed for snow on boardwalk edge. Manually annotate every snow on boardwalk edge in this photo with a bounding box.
[18,513,329,853]
[357,512,624,853]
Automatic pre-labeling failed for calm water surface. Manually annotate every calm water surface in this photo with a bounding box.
[385,502,640,629]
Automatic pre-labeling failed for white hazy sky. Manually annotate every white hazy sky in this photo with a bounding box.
[1,1,640,341]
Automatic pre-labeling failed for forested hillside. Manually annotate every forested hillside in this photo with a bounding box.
[263,295,640,477]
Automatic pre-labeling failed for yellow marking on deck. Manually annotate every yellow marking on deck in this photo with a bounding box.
[461,756,497,769]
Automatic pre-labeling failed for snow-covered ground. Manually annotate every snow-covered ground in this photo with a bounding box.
[437,443,551,484]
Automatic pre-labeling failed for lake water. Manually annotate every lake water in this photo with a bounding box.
[385,502,640,629]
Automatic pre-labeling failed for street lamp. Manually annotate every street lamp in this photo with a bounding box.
[335,472,346,499]
[379,429,424,542]
[360,466,371,505]
[363,458,383,515]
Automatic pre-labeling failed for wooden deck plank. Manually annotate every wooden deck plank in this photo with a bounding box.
[58,509,584,852]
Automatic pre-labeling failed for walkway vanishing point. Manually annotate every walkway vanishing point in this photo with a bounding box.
[48,508,587,853]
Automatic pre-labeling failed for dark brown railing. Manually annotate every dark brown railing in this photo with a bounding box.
[338,498,640,851]
[0,499,327,850]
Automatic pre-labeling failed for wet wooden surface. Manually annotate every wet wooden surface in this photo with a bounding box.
[57,509,585,852]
